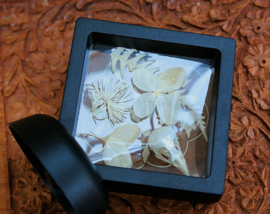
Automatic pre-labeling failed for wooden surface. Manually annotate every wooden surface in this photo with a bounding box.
[0,0,270,213]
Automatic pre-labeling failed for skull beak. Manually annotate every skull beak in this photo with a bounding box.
[176,157,190,176]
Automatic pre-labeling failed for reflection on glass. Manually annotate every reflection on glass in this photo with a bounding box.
[75,45,215,178]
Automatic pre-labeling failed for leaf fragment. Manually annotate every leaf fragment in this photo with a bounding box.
[102,142,133,168]
[106,124,141,146]
[198,116,208,141]
[83,124,141,168]
[110,47,157,79]
[142,146,150,163]
[179,95,208,141]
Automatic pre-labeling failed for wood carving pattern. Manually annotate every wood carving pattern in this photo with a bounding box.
[0,0,270,213]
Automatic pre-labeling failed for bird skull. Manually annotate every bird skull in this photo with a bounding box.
[147,127,189,176]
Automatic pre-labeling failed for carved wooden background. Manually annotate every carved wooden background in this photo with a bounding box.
[0,0,270,213]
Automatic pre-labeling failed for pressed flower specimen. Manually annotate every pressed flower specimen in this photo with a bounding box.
[86,77,132,127]
[132,67,186,125]
[78,124,141,168]
[110,47,159,79]
[132,66,208,140]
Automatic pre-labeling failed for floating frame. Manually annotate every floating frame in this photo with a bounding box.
[60,18,235,203]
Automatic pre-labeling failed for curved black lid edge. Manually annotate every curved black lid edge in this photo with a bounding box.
[9,114,108,214]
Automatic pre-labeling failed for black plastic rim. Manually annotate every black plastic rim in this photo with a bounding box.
[9,114,108,214]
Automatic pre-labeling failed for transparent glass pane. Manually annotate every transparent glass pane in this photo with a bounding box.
[75,44,215,178]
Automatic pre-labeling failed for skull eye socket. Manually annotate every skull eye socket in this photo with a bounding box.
[159,148,170,158]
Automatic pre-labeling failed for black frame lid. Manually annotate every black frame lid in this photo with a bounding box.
[9,114,108,214]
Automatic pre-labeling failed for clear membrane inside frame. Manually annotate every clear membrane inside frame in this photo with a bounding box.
[75,44,215,178]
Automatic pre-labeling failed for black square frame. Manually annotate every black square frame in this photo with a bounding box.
[60,18,236,203]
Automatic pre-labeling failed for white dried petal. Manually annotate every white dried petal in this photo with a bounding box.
[142,146,150,163]
[133,93,156,118]
[102,141,133,168]
[156,90,184,125]
[106,124,141,146]
[132,68,158,92]
[157,67,186,93]
[130,108,142,123]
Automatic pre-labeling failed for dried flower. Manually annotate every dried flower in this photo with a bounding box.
[132,67,207,141]
[132,67,186,124]
[88,78,132,127]
[80,124,141,168]
[240,10,270,44]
